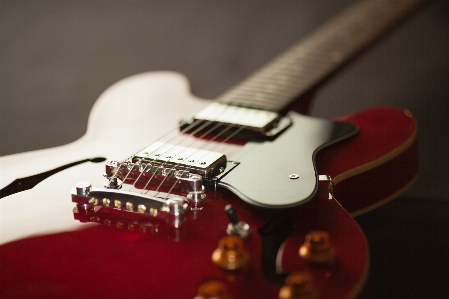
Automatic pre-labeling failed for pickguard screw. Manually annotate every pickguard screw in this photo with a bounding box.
[289,174,299,180]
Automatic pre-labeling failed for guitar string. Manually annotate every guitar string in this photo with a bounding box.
[118,98,251,194]
[96,0,418,225]
[161,125,246,199]
[124,99,268,198]
[119,43,310,198]
[119,19,329,185]
[117,94,243,190]
[140,119,229,195]
[134,99,256,195]
[149,122,245,197]
[114,23,328,199]
[153,50,323,196]
[135,72,293,196]
[129,81,299,198]
[121,0,386,175]
[116,45,326,194]
[110,122,199,189]
[121,56,300,191]
[145,92,283,198]
[121,0,405,177]
[151,5,392,188]
[121,118,208,186]
[120,108,226,192]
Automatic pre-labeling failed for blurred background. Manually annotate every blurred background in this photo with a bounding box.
[1,0,448,298]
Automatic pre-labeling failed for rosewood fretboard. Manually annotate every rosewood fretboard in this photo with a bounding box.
[216,0,426,113]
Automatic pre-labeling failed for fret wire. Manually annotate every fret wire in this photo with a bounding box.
[232,85,299,100]
[221,70,321,101]
[216,0,425,112]
[222,67,316,94]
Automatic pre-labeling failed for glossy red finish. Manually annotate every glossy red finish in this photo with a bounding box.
[1,190,268,298]
[279,194,369,299]
[0,188,366,299]
[0,107,418,299]
[316,107,418,215]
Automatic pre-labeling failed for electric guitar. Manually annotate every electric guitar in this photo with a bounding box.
[0,0,422,298]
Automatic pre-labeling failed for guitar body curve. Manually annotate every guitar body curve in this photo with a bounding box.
[0,71,416,298]
[317,107,418,216]
[0,72,208,192]
[0,163,368,299]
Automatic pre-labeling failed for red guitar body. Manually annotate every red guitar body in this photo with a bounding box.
[0,73,417,299]
[0,1,422,295]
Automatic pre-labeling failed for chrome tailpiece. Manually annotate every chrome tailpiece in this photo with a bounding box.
[72,182,188,228]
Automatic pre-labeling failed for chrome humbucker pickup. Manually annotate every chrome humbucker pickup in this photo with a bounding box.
[132,142,227,178]
[180,102,292,139]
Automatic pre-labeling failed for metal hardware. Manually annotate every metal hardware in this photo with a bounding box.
[166,197,187,228]
[318,174,334,199]
[299,230,335,264]
[219,111,357,208]
[104,176,123,189]
[75,182,92,196]
[132,141,227,178]
[186,174,206,202]
[265,115,292,137]
[71,182,189,227]
[211,235,250,270]
[107,160,208,201]
[192,102,279,129]
[279,272,317,299]
[225,204,250,239]
[181,102,292,139]
[195,280,231,299]
[226,222,250,239]
[103,161,123,189]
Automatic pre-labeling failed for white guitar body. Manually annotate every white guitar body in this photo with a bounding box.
[0,71,230,245]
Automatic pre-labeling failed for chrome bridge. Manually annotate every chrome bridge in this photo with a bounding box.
[71,110,358,230]
[71,143,234,228]
[72,182,189,227]
[103,142,232,193]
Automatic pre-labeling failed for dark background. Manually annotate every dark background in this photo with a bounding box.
[1,1,448,298]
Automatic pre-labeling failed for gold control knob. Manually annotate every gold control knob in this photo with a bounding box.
[299,230,335,264]
[211,235,249,270]
[194,280,232,299]
[279,272,318,299]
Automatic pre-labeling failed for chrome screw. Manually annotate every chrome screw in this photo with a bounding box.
[289,174,299,180]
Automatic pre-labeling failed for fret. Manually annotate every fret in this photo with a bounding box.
[236,82,298,98]
[221,87,293,109]
[216,0,426,112]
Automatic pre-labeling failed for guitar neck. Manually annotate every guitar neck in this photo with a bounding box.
[217,0,426,113]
